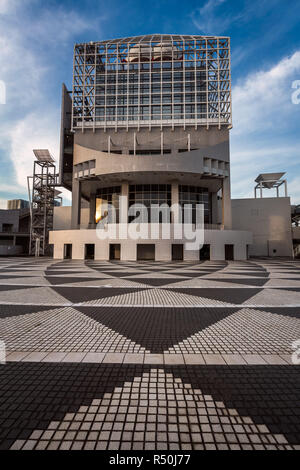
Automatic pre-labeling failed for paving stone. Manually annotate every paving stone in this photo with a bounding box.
[81,353,105,363]
[41,352,67,363]
[164,354,185,364]
[222,354,247,365]
[123,353,144,364]
[21,352,49,362]
[260,354,290,365]
[184,354,205,364]
[0,257,299,451]
[242,355,268,365]
[6,352,31,362]
[203,354,226,365]
[144,354,164,364]
[102,353,125,363]
[62,353,87,363]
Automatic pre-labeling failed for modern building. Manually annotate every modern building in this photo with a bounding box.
[0,206,30,256]
[50,34,253,261]
[7,199,29,210]
[232,173,297,258]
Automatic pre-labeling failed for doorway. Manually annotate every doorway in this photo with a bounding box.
[85,244,95,260]
[137,244,155,261]
[109,244,121,261]
[172,244,183,261]
[200,244,211,261]
[64,244,72,260]
[225,244,234,261]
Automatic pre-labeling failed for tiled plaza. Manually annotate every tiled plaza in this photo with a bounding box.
[0,257,299,450]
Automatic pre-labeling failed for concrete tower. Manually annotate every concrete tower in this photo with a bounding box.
[50,34,251,261]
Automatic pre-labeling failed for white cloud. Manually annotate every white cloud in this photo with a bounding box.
[0,0,19,15]
[231,51,300,204]
[8,112,60,187]
[233,51,300,134]
[0,3,101,207]
[191,0,230,34]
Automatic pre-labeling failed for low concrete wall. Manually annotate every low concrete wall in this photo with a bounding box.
[49,227,252,261]
[232,197,293,257]
[54,206,89,230]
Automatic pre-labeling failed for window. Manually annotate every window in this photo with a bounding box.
[179,185,211,224]
[129,184,171,223]
[95,186,121,224]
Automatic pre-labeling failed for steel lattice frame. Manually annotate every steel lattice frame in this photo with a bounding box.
[29,161,58,256]
[72,34,231,131]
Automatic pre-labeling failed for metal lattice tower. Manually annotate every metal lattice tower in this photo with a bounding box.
[28,150,59,256]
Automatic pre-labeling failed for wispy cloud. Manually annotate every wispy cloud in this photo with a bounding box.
[233,51,300,134]
[191,0,231,35]
[0,2,104,205]
[231,50,300,203]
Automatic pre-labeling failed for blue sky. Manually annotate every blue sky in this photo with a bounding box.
[0,0,300,207]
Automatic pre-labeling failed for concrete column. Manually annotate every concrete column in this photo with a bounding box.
[156,242,172,261]
[222,176,232,229]
[184,249,198,261]
[211,244,225,261]
[94,241,108,261]
[53,243,64,260]
[121,241,136,261]
[171,183,180,223]
[71,179,81,229]
[89,193,96,227]
[211,192,219,225]
[120,183,129,224]
[233,243,247,261]
[72,243,85,260]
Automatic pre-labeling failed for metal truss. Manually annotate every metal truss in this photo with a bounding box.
[28,158,59,256]
[72,34,232,131]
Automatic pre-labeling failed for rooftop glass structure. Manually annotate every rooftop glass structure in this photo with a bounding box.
[72,34,231,130]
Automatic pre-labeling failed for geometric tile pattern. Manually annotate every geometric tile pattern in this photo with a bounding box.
[0,363,299,451]
[0,257,299,450]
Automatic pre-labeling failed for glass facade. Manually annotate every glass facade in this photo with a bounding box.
[73,35,231,129]
[129,184,171,223]
[179,185,211,224]
[95,186,121,224]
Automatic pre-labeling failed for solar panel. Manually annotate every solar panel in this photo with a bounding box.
[33,149,54,163]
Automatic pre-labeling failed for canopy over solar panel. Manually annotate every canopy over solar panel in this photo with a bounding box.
[255,173,286,189]
[33,149,54,163]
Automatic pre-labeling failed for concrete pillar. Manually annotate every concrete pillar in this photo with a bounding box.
[95,242,109,261]
[71,179,81,229]
[121,241,136,261]
[211,192,219,225]
[120,183,129,224]
[72,243,85,260]
[233,243,247,261]
[89,193,96,227]
[171,183,180,223]
[156,242,172,261]
[184,249,198,261]
[211,244,225,261]
[53,243,64,260]
[222,176,232,229]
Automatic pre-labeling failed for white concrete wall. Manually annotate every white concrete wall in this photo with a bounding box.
[232,197,293,257]
[54,206,89,231]
[49,227,252,261]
